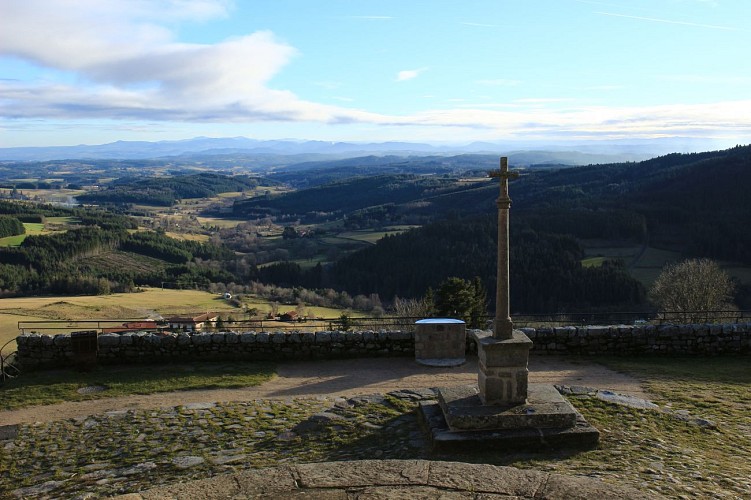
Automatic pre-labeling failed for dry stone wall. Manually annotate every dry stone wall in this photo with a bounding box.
[15,323,751,370]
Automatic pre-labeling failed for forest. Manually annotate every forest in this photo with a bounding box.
[76,172,260,207]
[1,144,750,314]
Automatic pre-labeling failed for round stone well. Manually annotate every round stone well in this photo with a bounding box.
[414,318,466,367]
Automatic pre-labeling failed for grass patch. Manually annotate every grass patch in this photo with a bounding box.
[0,222,48,246]
[22,222,45,232]
[46,216,81,226]
[337,230,410,244]
[196,216,245,229]
[165,231,209,242]
[596,356,751,419]
[0,361,276,410]
[581,256,607,268]
[0,289,240,318]
[0,233,27,247]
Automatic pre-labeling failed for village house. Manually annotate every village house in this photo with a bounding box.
[102,320,166,334]
[166,313,219,332]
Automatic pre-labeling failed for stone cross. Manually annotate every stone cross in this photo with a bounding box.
[488,157,519,340]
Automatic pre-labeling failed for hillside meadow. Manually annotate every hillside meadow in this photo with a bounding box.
[0,288,355,353]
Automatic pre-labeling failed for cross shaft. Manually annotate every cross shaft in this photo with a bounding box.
[488,157,519,340]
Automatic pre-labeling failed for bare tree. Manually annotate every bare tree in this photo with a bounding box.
[649,258,736,323]
[393,296,434,319]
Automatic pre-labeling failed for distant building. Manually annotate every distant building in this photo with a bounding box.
[102,320,165,334]
[279,311,298,322]
[166,313,219,332]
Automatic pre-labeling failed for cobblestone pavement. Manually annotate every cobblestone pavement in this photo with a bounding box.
[2,386,747,499]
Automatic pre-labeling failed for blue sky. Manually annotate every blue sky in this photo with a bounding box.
[2,0,750,148]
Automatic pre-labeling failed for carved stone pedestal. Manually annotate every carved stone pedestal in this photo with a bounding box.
[419,329,599,452]
[474,329,531,405]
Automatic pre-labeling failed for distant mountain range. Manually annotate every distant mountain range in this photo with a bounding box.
[0,136,732,163]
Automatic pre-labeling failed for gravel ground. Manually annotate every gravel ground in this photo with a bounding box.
[0,354,647,425]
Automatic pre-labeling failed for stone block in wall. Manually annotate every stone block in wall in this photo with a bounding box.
[24,334,41,346]
[270,332,286,344]
[240,332,256,343]
[142,334,159,345]
[519,327,536,339]
[617,325,634,335]
[388,330,411,341]
[286,332,302,343]
[177,332,191,345]
[98,334,120,347]
[256,332,270,343]
[160,334,177,346]
[315,331,331,343]
[119,334,133,345]
[722,324,738,334]
[658,325,678,338]
[225,332,239,344]
[53,334,70,346]
[585,326,609,337]
[554,326,576,338]
[192,333,212,345]
[211,333,226,344]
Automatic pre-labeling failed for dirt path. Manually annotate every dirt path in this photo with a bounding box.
[0,355,647,426]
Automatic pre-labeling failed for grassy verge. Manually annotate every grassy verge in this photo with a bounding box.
[0,361,276,410]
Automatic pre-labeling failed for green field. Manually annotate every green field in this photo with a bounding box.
[337,230,404,244]
[0,288,356,352]
[0,234,28,246]
[582,243,751,288]
[45,216,80,225]
[581,256,608,268]
[0,289,241,349]
[196,216,245,229]
[0,222,48,247]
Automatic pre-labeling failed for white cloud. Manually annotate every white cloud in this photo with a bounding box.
[2,1,751,144]
[396,68,427,82]
[0,0,379,124]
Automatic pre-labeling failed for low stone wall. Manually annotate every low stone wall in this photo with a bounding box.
[523,323,751,356]
[15,323,751,370]
[15,330,415,370]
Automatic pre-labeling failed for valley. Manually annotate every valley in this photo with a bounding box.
[1,145,751,348]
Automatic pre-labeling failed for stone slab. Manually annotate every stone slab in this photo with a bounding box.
[416,357,466,367]
[419,400,600,452]
[120,460,657,499]
[436,383,578,431]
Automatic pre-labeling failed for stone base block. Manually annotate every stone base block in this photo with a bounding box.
[472,329,532,405]
[416,358,466,367]
[419,399,600,452]
[436,383,578,431]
